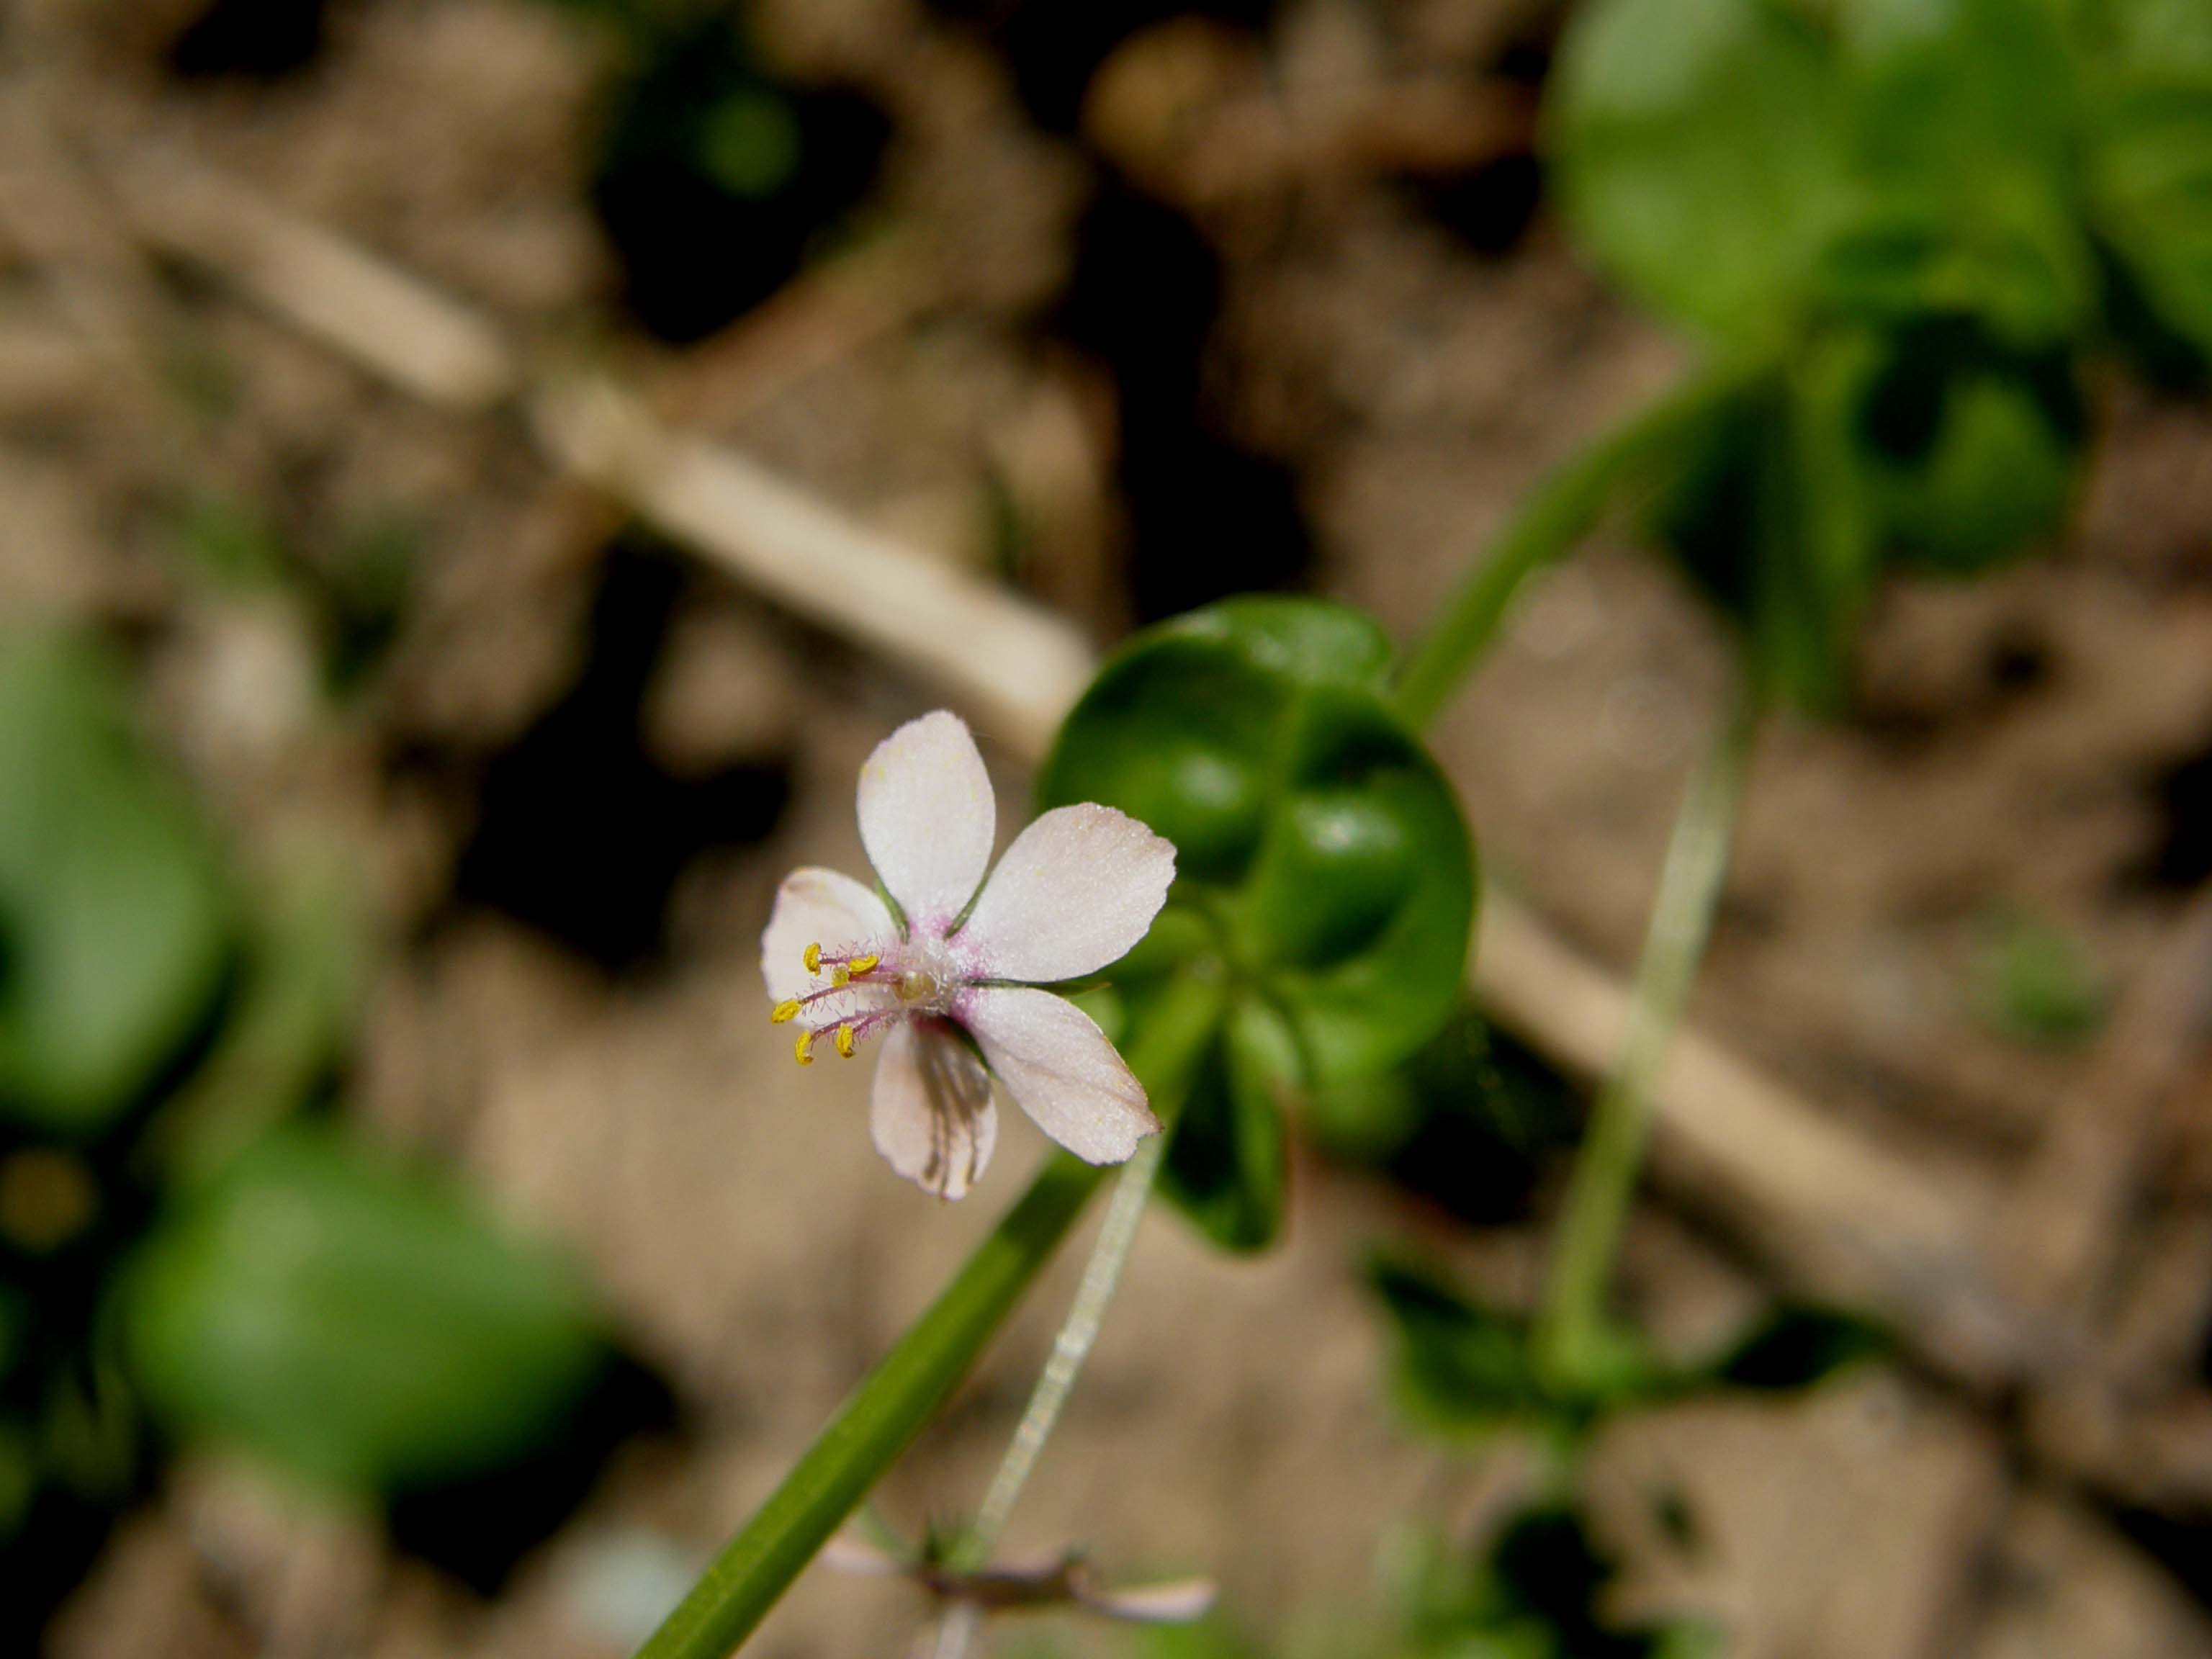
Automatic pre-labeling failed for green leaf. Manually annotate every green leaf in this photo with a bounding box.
[1307,1004,1581,1222]
[1550,0,1854,347]
[1368,1258,1546,1440]
[120,1126,608,1496]
[1040,598,1476,1249]
[1393,1503,1722,1659]
[1554,0,2093,352]
[2080,0,2212,359]
[1708,1304,1888,1389]
[0,633,232,1136]
[1041,598,1474,1080]
[1848,317,2085,572]
[141,845,364,1183]
[1822,0,2092,346]
[1649,368,1881,709]
[1160,1002,1292,1252]
[1648,318,2078,701]
[1370,1257,1709,1448]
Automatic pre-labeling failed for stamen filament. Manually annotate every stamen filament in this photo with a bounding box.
[792,979,879,1013]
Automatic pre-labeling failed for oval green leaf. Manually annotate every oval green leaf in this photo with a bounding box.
[1040,598,1477,1247]
[0,634,232,1136]
[120,1127,608,1497]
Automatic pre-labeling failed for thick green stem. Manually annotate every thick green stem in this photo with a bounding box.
[1390,371,1743,729]
[1532,682,1760,1387]
[634,976,1223,1659]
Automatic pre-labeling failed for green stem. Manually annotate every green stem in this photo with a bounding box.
[1390,370,1743,729]
[1532,680,1761,1388]
[634,975,1223,1659]
[927,1134,1169,1659]
[958,1131,1166,1568]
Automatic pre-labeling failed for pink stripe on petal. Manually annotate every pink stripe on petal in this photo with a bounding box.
[871,1023,997,1200]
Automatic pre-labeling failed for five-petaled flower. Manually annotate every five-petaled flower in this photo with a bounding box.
[761,711,1176,1199]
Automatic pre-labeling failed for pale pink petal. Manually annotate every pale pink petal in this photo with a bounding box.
[955,804,1175,984]
[760,867,895,1001]
[857,711,996,929]
[958,987,1158,1164]
[871,1022,998,1200]
[1073,1576,1218,1624]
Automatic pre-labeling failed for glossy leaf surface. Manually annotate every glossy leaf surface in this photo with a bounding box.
[1040,599,1477,1246]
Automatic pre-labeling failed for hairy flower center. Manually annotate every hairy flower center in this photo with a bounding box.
[770,935,962,1064]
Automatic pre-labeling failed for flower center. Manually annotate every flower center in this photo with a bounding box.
[770,936,961,1063]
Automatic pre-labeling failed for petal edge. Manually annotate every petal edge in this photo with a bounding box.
[956,804,1175,984]
[858,711,997,930]
[961,986,1158,1165]
[761,867,896,1002]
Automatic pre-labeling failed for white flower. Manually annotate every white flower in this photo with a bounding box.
[762,711,1177,1199]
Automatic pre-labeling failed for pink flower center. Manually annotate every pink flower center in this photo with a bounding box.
[770,932,969,1063]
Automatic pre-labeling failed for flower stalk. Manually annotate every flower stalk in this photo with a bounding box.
[925,1131,1170,1659]
[960,1130,1167,1568]
[1390,368,1747,730]
[634,972,1223,1659]
[1532,680,1761,1388]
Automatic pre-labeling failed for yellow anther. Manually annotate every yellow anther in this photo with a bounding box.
[848,953,881,976]
[802,943,822,974]
[794,1030,815,1066]
[835,1024,856,1058]
[770,998,802,1025]
[831,966,851,988]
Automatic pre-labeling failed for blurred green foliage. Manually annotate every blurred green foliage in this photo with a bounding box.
[1367,1254,1885,1448]
[1382,1510,1719,1659]
[0,634,232,1138]
[1550,0,2212,706]
[568,4,889,341]
[1305,1004,1583,1226]
[166,494,417,697]
[0,624,619,1640]
[1971,906,2110,1046]
[1129,1511,1717,1659]
[121,1125,610,1496]
[1041,598,1478,1250]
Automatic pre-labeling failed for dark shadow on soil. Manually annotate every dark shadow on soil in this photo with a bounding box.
[455,542,791,971]
[1053,180,1313,621]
